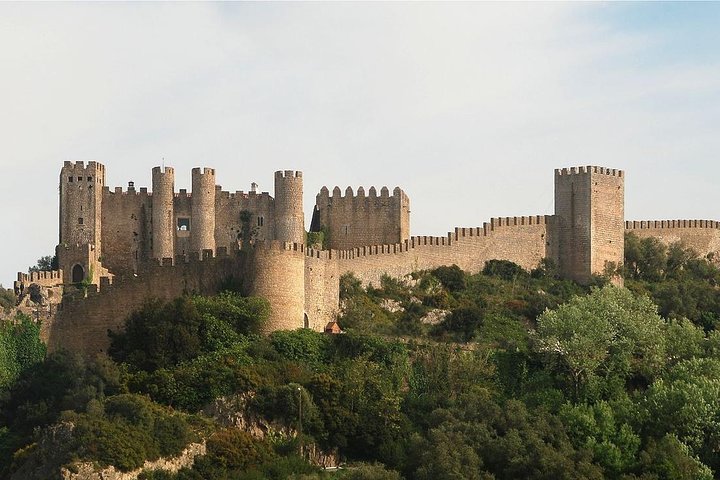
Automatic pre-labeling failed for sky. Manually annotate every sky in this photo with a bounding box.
[1,2,720,287]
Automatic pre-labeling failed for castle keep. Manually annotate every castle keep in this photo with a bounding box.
[15,162,720,356]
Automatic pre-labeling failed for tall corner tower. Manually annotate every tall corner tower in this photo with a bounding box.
[58,161,106,284]
[554,166,624,284]
[274,170,305,244]
[393,187,411,243]
[152,166,175,260]
[191,167,216,253]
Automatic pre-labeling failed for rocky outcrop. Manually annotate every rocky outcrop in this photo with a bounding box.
[204,393,339,468]
[60,442,206,480]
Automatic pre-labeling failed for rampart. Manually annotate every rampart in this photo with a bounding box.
[47,247,246,356]
[36,161,718,356]
[625,220,720,260]
[333,215,554,287]
[15,270,64,289]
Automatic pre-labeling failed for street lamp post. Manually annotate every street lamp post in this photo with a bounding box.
[297,386,303,457]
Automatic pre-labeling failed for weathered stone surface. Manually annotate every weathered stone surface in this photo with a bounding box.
[60,442,207,480]
[27,163,720,356]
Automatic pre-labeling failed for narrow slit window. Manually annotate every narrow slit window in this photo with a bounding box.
[78,217,84,225]
[257,216,264,227]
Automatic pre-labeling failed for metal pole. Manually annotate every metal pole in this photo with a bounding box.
[298,386,303,457]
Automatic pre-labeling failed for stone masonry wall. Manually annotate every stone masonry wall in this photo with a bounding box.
[47,248,246,356]
[304,249,340,331]
[215,189,276,248]
[315,185,410,250]
[554,166,624,283]
[247,241,306,334]
[626,220,720,260]
[590,169,625,275]
[335,216,552,287]
[101,187,152,276]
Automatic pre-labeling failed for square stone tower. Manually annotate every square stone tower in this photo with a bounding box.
[57,161,106,285]
[554,166,624,283]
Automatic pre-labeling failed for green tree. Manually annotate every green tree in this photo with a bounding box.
[534,286,666,400]
[28,255,58,272]
[0,286,16,313]
[0,313,46,390]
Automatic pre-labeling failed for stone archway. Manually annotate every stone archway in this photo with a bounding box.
[71,264,85,283]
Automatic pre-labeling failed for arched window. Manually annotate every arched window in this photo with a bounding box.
[72,264,85,283]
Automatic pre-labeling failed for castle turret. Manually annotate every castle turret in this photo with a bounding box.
[274,170,305,244]
[57,161,105,285]
[554,166,624,284]
[191,167,216,253]
[152,166,175,260]
[249,241,306,333]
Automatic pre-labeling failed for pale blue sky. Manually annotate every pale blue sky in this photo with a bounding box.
[1,2,720,286]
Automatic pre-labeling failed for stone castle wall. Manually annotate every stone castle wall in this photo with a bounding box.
[314,185,410,250]
[47,248,246,356]
[625,220,720,260]
[332,216,552,288]
[305,248,340,331]
[101,187,152,276]
[45,161,720,357]
[94,171,292,277]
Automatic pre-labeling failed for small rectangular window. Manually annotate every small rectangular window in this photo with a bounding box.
[78,217,84,225]
[257,216,264,227]
[68,176,74,182]
[77,176,82,181]
[177,218,191,231]
[87,176,92,182]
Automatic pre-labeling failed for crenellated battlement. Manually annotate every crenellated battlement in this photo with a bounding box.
[192,167,215,176]
[152,166,174,175]
[252,240,305,254]
[487,215,550,228]
[16,270,64,285]
[62,160,105,175]
[555,165,623,177]
[319,185,405,199]
[217,190,273,201]
[103,186,151,197]
[275,170,302,179]
[626,220,720,229]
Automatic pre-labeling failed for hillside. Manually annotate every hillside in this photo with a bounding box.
[2,233,720,479]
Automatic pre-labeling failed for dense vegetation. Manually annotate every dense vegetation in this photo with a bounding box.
[0,286,16,314]
[2,233,720,478]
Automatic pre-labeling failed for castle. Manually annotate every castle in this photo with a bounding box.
[13,162,720,356]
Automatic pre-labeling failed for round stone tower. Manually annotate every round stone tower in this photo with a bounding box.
[249,241,306,333]
[151,166,175,261]
[274,170,304,244]
[191,167,216,253]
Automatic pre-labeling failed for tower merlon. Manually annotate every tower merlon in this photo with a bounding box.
[555,165,624,177]
[275,170,302,179]
[152,166,175,175]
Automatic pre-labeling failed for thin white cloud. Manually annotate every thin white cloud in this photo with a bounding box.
[1,3,719,285]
